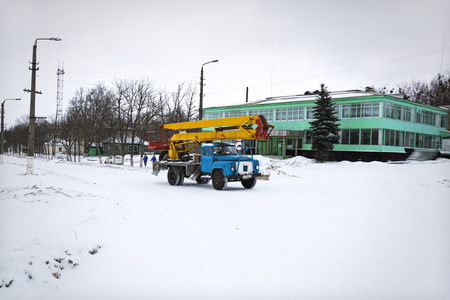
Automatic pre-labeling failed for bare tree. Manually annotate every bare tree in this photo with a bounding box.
[86,84,115,163]
[377,72,450,107]
[4,116,29,155]
[59,113,76,161]
[112,78,156,165]
[156,82,198,124]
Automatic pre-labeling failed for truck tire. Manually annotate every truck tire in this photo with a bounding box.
[212,170,228,190]
[167,167,180,186]
[177,173,185,185]
[241,177,257,189]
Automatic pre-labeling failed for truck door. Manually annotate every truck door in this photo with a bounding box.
[201,147,213,174]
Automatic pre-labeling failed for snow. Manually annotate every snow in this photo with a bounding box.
[1,155,450,300]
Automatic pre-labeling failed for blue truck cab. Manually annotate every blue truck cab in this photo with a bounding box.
[199,142,260,190]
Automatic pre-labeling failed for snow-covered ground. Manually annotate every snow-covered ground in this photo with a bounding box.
[1,155,449,300]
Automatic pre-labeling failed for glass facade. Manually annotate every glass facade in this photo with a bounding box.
[203,95,448,155]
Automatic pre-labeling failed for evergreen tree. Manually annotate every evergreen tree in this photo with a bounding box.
[309,84,340,162]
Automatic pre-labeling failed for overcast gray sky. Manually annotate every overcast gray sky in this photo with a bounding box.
[1,0,449,127]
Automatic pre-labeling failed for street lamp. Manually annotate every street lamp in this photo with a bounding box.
[199,59,218,120]
[25,37,62,174]
[0,98,21,164]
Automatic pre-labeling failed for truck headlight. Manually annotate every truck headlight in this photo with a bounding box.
[230,163,235,172]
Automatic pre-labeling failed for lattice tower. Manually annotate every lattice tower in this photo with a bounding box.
[56,61,65,123]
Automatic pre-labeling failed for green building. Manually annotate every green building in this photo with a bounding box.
[204,90,450,161]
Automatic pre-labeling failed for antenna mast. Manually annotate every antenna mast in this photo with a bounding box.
[56,61,65,123]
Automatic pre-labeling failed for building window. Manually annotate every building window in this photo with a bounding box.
[351,103,361,118]
[395,131,401,146]
[361,129,370,145]
[342,103,361,118]
[402,106,412,122]
[260,109,273,121]
[288,107,303,121]
[362,103,372,118]
[423,111,435,125]
[304,130,312,144]
[372,129,379,145]
[395,105,402,120]
[384,102,395,119]
[415,110,437,126]
[372,102,381,117]
[441,115,448,128]
[350,129,359,145]
[362,102,381,118]
[275,108,287,121]
[341,104,350,119]
[340,129,359,144]
[384,129,390,146]
[405,132,414,147]
[361,129,379,145]
[341,129,349,144]
[333,105,339,118]
[306,107,314,120]
[205,112,221,119]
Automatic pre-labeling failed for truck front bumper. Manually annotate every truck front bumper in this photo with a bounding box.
[228,172,261,182]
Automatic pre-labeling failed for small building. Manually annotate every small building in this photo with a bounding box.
[92,136,147,156]
[204,90,450,161]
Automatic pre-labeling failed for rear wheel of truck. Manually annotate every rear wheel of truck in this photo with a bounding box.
[167,167,180,185]
[212,170,228,190]
[177,173,185,185]
[241,177,257,189]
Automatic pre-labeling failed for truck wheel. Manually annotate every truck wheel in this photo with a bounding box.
[177,173,185,185]
[212,170,228,190]
[241,177,257,189]
[167,167,180,185]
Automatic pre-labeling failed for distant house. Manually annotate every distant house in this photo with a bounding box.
[89,136,148,156]
[203,90,450,161]
[43,139,69,156]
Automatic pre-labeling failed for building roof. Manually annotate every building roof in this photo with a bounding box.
[206,89,448,113]
[208,90,406,109]
[258,90,386,105]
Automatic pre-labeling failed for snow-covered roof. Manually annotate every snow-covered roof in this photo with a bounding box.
[260,90,374,104]
[207,90,406,109]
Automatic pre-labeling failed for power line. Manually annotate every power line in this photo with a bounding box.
[209,47,450,96]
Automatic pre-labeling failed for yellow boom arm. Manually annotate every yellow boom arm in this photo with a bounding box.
[161,115,273,159]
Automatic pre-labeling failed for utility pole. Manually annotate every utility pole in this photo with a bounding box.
[199,60,218,120]
[0,98,20,164]
[24,37,61,174]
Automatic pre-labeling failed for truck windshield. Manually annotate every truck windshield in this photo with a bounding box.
[213,145,237,155]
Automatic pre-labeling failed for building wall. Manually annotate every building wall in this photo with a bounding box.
[204,93,448,160]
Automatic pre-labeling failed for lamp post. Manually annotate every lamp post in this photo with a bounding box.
[25,37,61,174]
[0,98,21,164]
[199,60,218,120]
